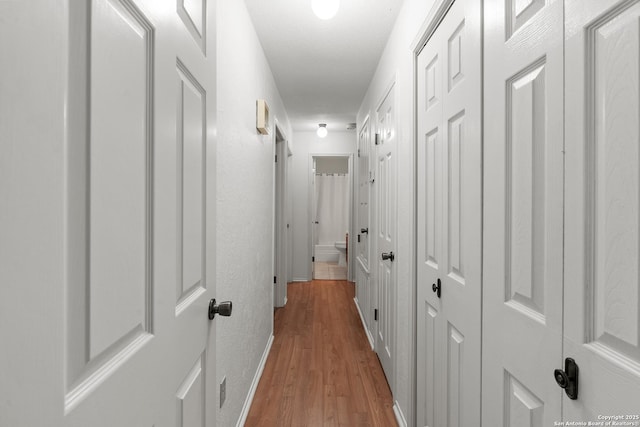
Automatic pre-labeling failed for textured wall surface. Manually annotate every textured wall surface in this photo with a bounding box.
[356,0,435,425]
[216,0,292,425]
[290,131,356,281]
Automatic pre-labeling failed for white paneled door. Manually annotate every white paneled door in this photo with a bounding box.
[0,1,218,426]
[375,83,397,389]
[564,0,640,418]
[356,117,374,342]
[482,0,565,425]
[484,0,640,424]
[416,0,482,425]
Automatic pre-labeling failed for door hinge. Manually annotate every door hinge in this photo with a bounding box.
[374,308,378,321]
[312,256,315,262]
[275,154,278,162]
[274,276,277,284]
[357,148,361,157]
[375,133,380,145]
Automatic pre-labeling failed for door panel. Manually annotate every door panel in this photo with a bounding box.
[358,119,371,269]
[564,0,640,418]
[416,0,482,425]
[356,119,373,339]
[375,84,397,388]
[0,0,217,425]
[482,0,564,425]
[90,0,152,361]
[177,61,206,310]
[417,20,443,427]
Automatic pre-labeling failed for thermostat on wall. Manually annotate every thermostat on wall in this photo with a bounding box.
[256,99,270,135]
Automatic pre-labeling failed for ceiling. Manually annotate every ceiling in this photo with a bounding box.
[243,0,402,132]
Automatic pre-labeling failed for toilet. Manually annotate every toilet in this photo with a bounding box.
[335,241,347,266]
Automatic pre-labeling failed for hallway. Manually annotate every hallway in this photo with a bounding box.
[246,281,397,426]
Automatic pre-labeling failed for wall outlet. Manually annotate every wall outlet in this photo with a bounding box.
[220,376,226,408]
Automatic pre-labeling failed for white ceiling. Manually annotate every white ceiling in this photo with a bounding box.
[243,0,402,132]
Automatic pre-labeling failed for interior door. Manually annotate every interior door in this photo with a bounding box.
[417,21,444,427]
[416,0,482,424]
[564,0,640,418]
[311,156,318,279]
[482,0,564,425]
[375,83,397,389]
[356,118,373,335]
[0,1,218,425]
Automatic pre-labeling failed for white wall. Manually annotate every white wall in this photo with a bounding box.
[216,0,292,425]
[290,131,356,281]
[356,0,435,425]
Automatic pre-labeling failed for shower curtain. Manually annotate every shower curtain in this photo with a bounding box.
[315,173,350,245]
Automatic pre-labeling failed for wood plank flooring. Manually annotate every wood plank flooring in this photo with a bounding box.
[245,280,397,427]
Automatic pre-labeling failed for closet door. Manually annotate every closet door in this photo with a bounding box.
[0,1,218,426]
[564,0,640,417]
[375,83,397,389]
[482,0,564,425]
[356,118,373,339]
[416,0,482,424]
[417,23,445,427]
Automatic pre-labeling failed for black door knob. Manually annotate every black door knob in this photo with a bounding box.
[432,278,441,298]
[361,228,369,234]
[208,299,233,319]
[554,358,579,400]
[381,252,395,262]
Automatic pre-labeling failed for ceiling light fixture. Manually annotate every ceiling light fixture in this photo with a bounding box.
[312,0,340,20]
[317,123,328,138]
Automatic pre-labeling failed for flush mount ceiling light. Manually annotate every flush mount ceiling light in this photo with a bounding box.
[312,0,340,20]
[317,123,328,138]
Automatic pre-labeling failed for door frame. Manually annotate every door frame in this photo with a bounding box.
[410,1,460,425]
[307,153,355,281]
[273,120,290,307]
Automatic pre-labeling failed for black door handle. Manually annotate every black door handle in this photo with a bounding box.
[381,252,394,262]
[554,358,579,400]
[432,278,441,298]
[361,228,368,234]
[209,299,232,319]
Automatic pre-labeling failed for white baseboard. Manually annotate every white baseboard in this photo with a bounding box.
[353,297,374,350]
[393,401,408,427]
[236,334,274,427]
[292,277,309,282]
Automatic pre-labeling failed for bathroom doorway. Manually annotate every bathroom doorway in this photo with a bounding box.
[311,155,352,280]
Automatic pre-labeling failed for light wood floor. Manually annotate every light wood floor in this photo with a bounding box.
[245,280,397,427]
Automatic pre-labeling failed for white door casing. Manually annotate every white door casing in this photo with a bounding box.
[274,128,288,307]
[416,0,482,425]
[482,0,565,425]
[375,82,397,391]
[564,0,640,418]
[0,0,218,426]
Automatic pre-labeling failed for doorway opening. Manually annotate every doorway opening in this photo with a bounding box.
[311,155,352,280]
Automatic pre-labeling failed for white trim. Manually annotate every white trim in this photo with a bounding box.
[236,334,274,427]
[353,297,374,350]
[393,401,408,427]
[292,277,309,282]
